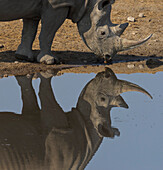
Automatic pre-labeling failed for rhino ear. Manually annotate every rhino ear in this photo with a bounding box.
[110,95,129,109]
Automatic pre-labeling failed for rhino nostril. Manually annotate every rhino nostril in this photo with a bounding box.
[101,31,106,35]
[105,54,111,60]
[101,97,105,101]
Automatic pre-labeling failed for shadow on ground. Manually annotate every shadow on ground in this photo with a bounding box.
[0,50,163,65]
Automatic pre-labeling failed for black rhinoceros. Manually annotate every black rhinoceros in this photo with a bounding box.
[0,0,152,64]
[0,68,152,169]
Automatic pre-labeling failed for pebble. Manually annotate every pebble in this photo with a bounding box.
[154,39,159,42]
[139,64,144,69]
[26,74,31,78]
[3,74,8,77]
[127,64,135,69]
[32,73,38,80]
[14,61,19,64]
[5,144,11,146]
[0,44,4,48]
[139,13,145,18]
[127,16,135,22]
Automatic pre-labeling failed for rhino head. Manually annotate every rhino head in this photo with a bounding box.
[77,68,152,138]
[77,0,152,61]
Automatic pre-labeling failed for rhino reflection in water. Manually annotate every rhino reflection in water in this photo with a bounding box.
[0,68,152,170]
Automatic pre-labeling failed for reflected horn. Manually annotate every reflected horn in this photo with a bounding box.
[119,80,153,99]
[118,34,152,51]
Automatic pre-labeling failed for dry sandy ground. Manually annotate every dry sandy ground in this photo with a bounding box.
[0,0,162,76]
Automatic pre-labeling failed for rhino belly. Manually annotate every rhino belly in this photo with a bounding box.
[0,0,42,21]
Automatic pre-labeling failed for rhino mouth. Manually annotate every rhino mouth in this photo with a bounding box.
[104,54,112,62]
[98,124,114,137]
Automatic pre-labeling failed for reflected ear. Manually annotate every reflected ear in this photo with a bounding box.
[110,95,129,108]
[105,67,117,79]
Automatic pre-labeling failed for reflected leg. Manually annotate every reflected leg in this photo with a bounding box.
[39,75,69,132]
[16,75,40,120]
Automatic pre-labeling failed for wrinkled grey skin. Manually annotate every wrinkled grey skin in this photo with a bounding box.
[0,0,151,64]
[77,0,152,61]
[0,68,152,169]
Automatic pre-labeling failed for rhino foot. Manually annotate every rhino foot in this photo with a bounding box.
[37,54,59,65]
[15,49,35,62]
[15,54,35,62]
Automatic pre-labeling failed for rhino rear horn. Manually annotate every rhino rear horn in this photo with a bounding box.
[110,95,129,108]
[111,23,129,36]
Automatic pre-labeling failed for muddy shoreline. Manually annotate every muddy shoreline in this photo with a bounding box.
[0,0,162,76]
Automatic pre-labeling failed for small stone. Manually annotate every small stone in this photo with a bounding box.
[0,44,4,48]
[127,16,135,22]
[148,19,152,22]
[26,74,31,78]
[139,13,145,18]
[139,64,144,69]
[32,73,38,80]
[5,144,11,146]
[153,39,159,42]
[127,64,135,69]
[3,74,8,77]
[14,61,19,64]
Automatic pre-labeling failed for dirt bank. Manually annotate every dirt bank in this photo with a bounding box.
[0,0,162,76]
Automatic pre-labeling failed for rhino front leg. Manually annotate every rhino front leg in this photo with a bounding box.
[15,19,39,61]
[37,7,69,64]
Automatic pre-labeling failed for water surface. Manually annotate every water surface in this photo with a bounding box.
[0,70,162,170]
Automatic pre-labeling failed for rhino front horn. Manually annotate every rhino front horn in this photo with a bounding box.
[118,34,152,51]
[120,80,153,99]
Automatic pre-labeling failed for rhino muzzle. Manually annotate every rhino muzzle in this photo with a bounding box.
[102,34,152,60]
[77,0,152,61]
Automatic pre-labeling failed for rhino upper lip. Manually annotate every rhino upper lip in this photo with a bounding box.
[98,124,114,137]
[105,54,111,59]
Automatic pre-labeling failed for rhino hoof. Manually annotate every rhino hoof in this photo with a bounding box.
[37,55,58,65]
